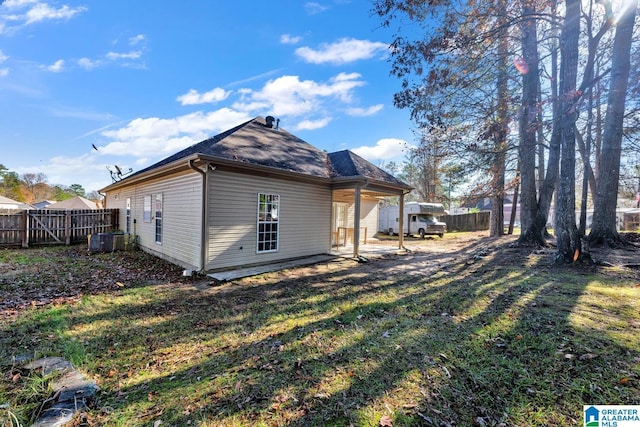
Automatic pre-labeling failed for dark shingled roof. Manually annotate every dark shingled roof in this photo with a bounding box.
[119,117,409,188]
[327,150,407,186]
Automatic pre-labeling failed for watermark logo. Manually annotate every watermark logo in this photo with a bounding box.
[584,406,640,427]
[585,406,599,427]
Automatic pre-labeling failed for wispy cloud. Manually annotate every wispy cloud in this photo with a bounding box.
[129,34,145,46]
[99,108,251,157]
[295,38,390,64]
[0,1,86,33]
[77,34,148,70]
[176,88,231,106]
[78,57,100,70]
[346,104,383,117]
[234,72,365,117]
[24,3,86,25]
[0,68,9,77]
[44,105,116,121]
[280,34,302,45]
[225,69,284,88]
[304,2,330,15]
[99,71,377,161]
[44,59,64,72]
[106,50,142,60]
[2,0,39,10]
[352,138,412,162]
[295,117,331,130]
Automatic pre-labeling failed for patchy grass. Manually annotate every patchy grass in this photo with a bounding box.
[1,238,639,426]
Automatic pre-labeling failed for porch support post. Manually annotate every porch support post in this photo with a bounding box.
[353,183,361,258]
[398,191,405,250]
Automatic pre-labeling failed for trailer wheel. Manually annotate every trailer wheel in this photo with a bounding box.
[438,233,444,238]
[387,228,394,236]
[419,228,426,239]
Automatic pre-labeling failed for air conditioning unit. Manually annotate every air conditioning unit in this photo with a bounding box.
[88,233,115,253]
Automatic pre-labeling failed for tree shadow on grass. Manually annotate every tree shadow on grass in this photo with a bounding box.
[1,237,638,426]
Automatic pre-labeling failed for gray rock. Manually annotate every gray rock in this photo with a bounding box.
[52,370,99,403]
[32,401,78,427]
[24,357,74,376]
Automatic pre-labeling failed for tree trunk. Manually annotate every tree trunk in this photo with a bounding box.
[588,0,638,245]
[517,0,543,244]
[490,0,509,238]
[522,0,560,245]
[555,0,581,263]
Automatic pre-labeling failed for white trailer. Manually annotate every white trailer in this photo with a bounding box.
[379,202,448,238]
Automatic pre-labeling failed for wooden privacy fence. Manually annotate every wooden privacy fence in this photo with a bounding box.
[442,211,491,232]
[0,209,119,247]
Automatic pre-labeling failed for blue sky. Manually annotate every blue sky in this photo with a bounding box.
[0,0,418,195]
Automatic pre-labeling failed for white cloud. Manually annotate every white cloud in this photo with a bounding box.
[129,34,145,46]
[304,2,329,14]
[346,104,384,117]
[2,0,38,9]
[0,68,9,77]
[176,88,231,106]
[78,57,100,70]
[0,50,8,62]
[106,50,142,60]
[236,73,366,117]
[100,108,251,157]
[45,59,64,72]
[96,72,380,163]
[352,138,412,162]
[295,38,389,64]
[24,3,86,25]
[295,117,331,130]
[78,48,145,70]
[280,34,302,44]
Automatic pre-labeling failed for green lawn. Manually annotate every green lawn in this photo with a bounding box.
[1,238,639,426]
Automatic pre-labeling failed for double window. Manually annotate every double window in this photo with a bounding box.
[143,194,163,244]
[257,193,279,253]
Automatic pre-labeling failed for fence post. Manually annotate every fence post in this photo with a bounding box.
[22,210,29,247]
[65,211,71,245]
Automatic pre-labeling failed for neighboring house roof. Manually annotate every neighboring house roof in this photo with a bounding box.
[32,200,56,209]
[102,116,411,192]
[0,195,33,210]
[46,196,99,210]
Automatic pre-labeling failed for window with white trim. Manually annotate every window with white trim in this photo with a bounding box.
[125,197,131,234]
[257,193,279,253]
[155,193,163,244]
[143,195,152,223]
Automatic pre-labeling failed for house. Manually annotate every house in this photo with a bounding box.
[100,116,412,273]
[46,196,101,210]
[0,195,33,211]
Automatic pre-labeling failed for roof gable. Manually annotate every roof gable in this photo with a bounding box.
[46,196,98,210]
[328,150,407,186]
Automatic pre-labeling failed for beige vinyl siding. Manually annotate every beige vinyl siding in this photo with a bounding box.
[359,199,379,241]
[206,170,331,271]
[343,199,378,243]
[105,170,203,270]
